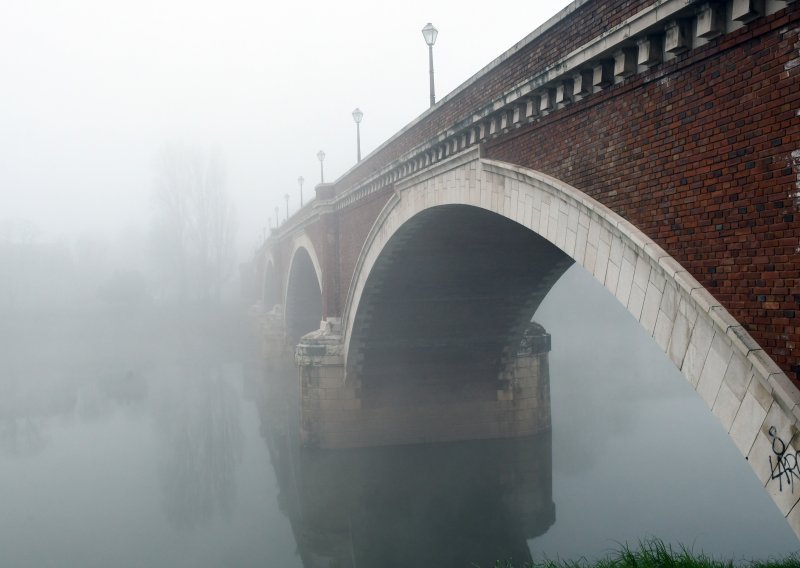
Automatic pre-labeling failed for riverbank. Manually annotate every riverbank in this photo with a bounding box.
[490,540,800,568]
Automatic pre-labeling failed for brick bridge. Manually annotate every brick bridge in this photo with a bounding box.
[249,0,800,533]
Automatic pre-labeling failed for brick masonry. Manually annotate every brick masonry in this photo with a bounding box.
[484,5,800,382]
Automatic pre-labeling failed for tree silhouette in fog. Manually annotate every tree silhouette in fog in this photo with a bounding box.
[150,144,237,302]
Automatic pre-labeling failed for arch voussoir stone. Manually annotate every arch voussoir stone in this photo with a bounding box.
[340,148,800,535]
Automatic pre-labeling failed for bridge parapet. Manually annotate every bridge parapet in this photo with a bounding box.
[272,0,796,238]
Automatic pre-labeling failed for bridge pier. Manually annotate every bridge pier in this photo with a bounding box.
[295,319,552,449]
[256,303,291,365]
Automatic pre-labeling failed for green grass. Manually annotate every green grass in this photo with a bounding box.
[480,539,800,568]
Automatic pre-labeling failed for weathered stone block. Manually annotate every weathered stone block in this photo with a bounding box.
[614,48,637,78]
[592,60,614,88]
[696,3,723,39]
[605,259,621,297]
[732,0,763,23]
[615,253,635,307]
[539,90,555,113]
[667,308,693,368]
[730,390,768,455]
[697,332,733,408]
[572,69,593,96]
[750,375,774,413]
[681,317,714,387]
[723,351,753,402]
[640,281,663,336]
[555,80,573,108]
[653,310,674,353]
[637,35,662,67]
[712,380,742,432]
[626,282,645,323]
[746,428,775,484]
[665,21,689,54]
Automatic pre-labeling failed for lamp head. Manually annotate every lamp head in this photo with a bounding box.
[421,23,438,47]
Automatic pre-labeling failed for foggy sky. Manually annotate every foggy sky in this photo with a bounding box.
[0,0,572,253]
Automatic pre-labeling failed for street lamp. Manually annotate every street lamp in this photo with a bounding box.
[352,108,364,162]
[317,150,326,183]
[421,23,438,107]
[274,206,279,227]
[298,176,305,207]
[284,193,289,220]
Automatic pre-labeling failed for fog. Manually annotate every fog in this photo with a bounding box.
[1,0,573,257]
[1,0,582,305]
[3,2,800,565]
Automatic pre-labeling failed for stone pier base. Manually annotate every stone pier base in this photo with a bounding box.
[296,320,552,449]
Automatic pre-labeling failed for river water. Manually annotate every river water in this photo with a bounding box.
[1,266,798,567]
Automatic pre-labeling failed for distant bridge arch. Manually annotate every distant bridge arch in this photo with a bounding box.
[285,236,323,344]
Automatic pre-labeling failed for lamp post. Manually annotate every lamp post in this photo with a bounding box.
[274,206,279,227]
[352,108,363,162]
[317,150,326,183]
[298,176,305,207]
[284,193,289,221]
[421,23,438,107]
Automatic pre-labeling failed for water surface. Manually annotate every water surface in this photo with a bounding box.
[1,269,798,566]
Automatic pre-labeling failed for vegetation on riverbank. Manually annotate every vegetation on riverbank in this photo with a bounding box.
[485,540,800,568]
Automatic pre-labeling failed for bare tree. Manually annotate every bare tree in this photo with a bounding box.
[151,144,237,302]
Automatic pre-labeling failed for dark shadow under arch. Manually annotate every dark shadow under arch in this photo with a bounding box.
[285,248,322,345]
[348,205,573,405]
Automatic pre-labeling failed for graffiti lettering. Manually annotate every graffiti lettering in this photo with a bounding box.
[768,426,800,493]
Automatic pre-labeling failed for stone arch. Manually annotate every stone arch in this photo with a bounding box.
[346,204,572,407]
[342,149,800,531]
[285,236,323,345]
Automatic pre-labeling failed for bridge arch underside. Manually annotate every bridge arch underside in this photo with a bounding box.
[349,205,572,414]
[285,248,322,345]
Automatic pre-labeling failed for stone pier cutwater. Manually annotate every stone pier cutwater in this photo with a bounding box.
[295,318,552,449]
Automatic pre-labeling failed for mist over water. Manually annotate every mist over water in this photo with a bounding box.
[0,263,797,567]
[0,3,797,562]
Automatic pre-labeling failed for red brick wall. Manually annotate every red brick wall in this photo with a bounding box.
[484,6,800,381]
[337,189,394,312]
[334,0,658,193]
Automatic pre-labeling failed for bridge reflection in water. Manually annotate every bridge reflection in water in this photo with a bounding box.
[254,354,555,567]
